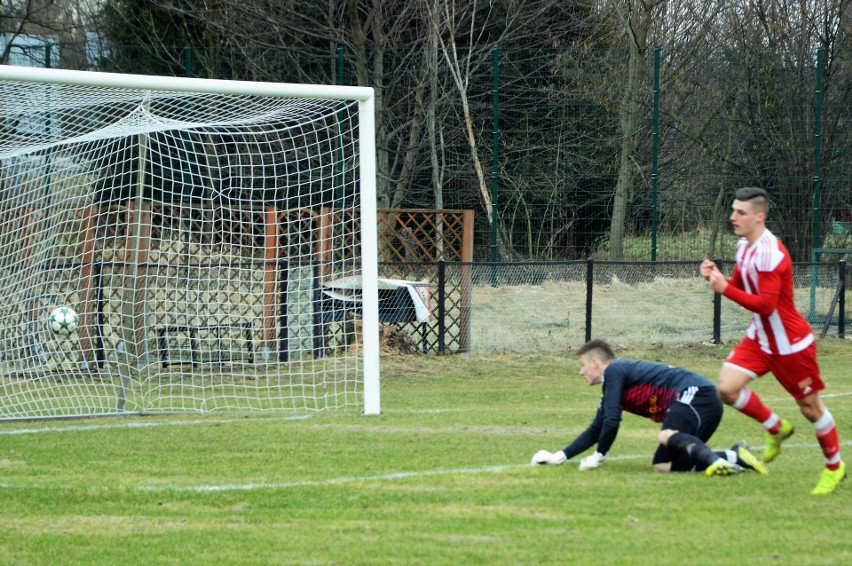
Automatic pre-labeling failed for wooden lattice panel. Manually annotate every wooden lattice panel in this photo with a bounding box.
[71,204,471,267]
[378,209,470,263]
[276,208,322,262]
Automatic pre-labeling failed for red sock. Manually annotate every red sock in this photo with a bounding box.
[733,388,777,430]
[814,409,842,470]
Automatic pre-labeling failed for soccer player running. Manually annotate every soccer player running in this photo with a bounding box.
[700,187,846,495]
[532,339,767,476]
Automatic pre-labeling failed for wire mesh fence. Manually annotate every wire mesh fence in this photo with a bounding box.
[383,260,850,354]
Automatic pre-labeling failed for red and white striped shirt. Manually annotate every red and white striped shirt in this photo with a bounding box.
[724,229,814,355]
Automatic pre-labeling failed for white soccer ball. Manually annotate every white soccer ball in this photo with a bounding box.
[48,306,79,337]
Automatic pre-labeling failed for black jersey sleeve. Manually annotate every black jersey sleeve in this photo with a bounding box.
[561,403,605,459]
[594,366,626,455]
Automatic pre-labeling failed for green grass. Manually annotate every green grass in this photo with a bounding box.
[1,340,851,565]
[593,231,852,261]
[593,232,739,260]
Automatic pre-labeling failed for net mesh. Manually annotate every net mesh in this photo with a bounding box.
[0,71,368,419]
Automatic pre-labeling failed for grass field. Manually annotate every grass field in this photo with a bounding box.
[1,339,850,565]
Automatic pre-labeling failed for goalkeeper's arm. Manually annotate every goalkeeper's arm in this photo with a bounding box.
[532,408,603,465]
[561,405,604,459]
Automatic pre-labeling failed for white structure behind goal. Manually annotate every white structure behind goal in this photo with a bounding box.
[0,65,380,419]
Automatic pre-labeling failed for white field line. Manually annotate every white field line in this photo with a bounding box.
[1,390,848,436]
[1,442,849,494]
[0,414,313,436]
[0,389,849,493]
[761,390,852,403]
[136,440,852,493]
[1,388,847,436]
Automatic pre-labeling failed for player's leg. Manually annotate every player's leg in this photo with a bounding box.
[797,393,846,494]
[720,341,793,461]
[659,429,742,475]
[798,393,841,465]
[653,443,710,473]
[652,431,727,473]
[657,395,743,475]
[657,438,763,474]
[767,344,845,493]
[692,386,768,475]
[651,441,676,472]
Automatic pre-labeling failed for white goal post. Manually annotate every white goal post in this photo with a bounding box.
[0,65,381,418]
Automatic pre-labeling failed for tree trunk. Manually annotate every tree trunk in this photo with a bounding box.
[609,38,642,260]
[389,48,428,208]
[609,0,662,260]
[347,0,390,208]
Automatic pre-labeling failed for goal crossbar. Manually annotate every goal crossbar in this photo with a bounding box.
[0,65,375,101]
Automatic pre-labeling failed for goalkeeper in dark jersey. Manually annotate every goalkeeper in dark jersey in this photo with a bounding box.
[532,339,767,476]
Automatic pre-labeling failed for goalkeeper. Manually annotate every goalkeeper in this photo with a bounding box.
[531,339,766,476]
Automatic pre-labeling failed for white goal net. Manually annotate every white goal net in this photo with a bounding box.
[0,65,380,419]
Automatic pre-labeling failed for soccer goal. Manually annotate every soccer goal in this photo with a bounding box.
[0,65,380,419]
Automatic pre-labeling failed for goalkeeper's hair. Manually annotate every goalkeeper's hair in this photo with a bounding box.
[734,187,770,214]
[576,339,615,362]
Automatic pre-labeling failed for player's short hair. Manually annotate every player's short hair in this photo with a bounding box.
[576,339,615,362]
[734,187,770,214]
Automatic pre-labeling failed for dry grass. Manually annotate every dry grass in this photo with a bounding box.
[469,273,843,351]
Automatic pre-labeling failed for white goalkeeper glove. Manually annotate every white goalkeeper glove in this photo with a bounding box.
[531,449,567,465]
[578,451,606,471]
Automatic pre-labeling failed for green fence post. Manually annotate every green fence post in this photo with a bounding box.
[490,47,500,286]
[839,260,847,339]
[809,47,824,320]
[40,44,54,259]
[337,46,345,85]
[491,46,499,264]
[585,258,594,342]
[437,260,446,354]
[651,46,660,262]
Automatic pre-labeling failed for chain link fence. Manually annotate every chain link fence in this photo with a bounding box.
[383,260,850,354]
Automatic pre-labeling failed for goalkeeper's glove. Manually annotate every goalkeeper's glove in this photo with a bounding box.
[578,451,606,471]
[531,449,567,465]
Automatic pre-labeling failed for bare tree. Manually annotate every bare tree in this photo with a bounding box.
[428,0,581,259]
[602,0,663,260]
[99,0,436,209]
[429,0,505,253]
[426,0,445,212]
[655,0,852,260]
[1,0,92,67]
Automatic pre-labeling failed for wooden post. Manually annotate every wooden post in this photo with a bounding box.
[77,203,99,367]
[317,207,334,279]
[376,209,389,263]
[263,206,279,353]
[461,210,474,263]
[458,209,475,352]
[122,200,151,367]
[20,207,36,267]
[117,124,150,408]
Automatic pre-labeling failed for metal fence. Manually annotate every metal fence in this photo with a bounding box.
[384,260,849,354]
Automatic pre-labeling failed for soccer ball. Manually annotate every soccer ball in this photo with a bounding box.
[48,306,79,337]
